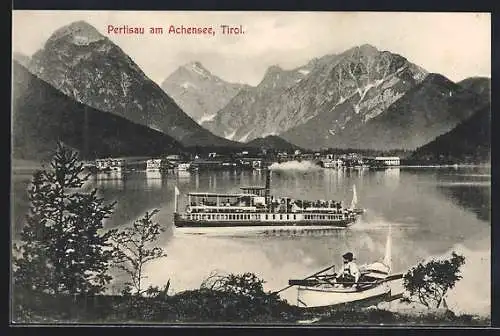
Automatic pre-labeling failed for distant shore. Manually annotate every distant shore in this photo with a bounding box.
[11,162,492,174]
[397,164,491,169]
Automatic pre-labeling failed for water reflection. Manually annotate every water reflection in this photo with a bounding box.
[145,170,163,189]
[384,168,400,189]
[221,171,230,182]
[195,172,200,189]
[96,171,124,190]
[437,184,491,222]
[176,170,191,181]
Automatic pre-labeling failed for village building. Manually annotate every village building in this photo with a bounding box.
[95,156,151,172]
[374,156,401,166]
[238,156,264,169]
[146,158,173,171]
[95,158,125,172]
[165,154,182,162]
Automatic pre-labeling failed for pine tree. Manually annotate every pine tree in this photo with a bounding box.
[13,143,116,295]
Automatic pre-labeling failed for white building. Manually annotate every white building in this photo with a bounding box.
[147,158,163,171]
[374,156,400,166]
[95,158,125,171]
[322,158,343,168]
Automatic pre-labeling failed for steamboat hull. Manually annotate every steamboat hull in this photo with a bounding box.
[173,215,356,229]
[174,225,351,237]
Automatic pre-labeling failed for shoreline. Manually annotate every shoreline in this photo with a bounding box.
[397,164,491,169]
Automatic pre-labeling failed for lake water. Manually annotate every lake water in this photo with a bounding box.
[11,164,491,317]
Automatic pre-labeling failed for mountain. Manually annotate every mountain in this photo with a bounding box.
[204,45,428,144]
[283,73,487,150]
[409,105,490,164]
[27,20,237,148]
[457,77,490,103]
[13,51,30,67]
[246,135,302,152]
[201,59,321,142]
[12,60,184,161]
[160,62,247,124]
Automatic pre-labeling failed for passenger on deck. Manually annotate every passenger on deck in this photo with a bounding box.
[336,252,361,287]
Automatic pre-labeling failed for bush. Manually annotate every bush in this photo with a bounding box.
[403,252,466,309]
[193,272,300,322]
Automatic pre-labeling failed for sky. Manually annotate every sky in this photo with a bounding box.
[12,11,491,86]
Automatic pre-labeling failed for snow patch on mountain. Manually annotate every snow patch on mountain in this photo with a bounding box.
[239,130,253,143]
[261,131,279,137]
[224,129,237,140]
[180,82,197,89]
[189,62,210,78]
[198,113,217,124]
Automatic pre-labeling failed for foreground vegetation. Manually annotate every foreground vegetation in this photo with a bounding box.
[12,284,489,325]
[11,143,489,325]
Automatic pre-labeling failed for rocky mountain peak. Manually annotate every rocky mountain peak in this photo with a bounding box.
[265,64,283,75]
[161,61,246,124]
[13,51,31,67]
[355,43,379,54]
[306,57,319,66]
[45,20,105,47]
[333,44,380,64]
[259,64,289,87]
[28,21,236,147]
[183,61,212,78]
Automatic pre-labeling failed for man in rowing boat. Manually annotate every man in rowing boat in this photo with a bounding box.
[335,252,361,287]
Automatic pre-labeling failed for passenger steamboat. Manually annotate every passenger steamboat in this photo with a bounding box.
[173,169,364,233]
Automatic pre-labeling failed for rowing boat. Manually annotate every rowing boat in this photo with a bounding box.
[287,225,403,310]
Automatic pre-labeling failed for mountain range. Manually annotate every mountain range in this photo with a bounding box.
[409,78,491,164]
[283,73,485,150]
[12,20,490,162]
[200,44,488,152]
[204,45,432,147]
[409,105,490,164]
[26,20,236,148]
[160,62,248,124]
[12,60,184,161]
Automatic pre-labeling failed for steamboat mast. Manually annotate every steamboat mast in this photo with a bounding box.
[265,167,271,212]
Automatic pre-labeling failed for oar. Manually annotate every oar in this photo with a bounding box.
[271,264,335,295]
